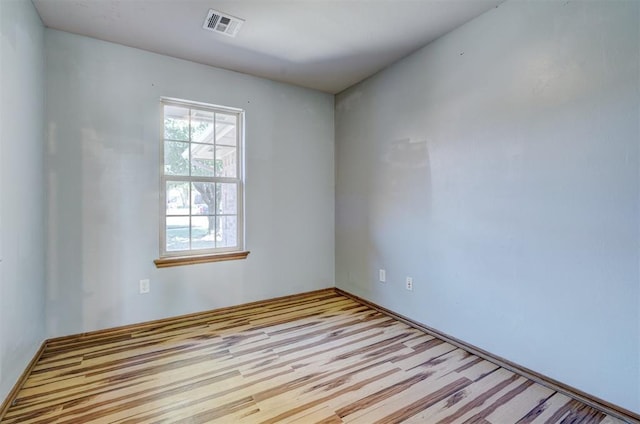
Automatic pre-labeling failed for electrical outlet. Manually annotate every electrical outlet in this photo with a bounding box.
[405,277,413,291]
[379,269,386,283]
[139,279,150,294]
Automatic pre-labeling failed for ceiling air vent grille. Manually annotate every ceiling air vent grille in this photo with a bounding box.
[203,9,244,38]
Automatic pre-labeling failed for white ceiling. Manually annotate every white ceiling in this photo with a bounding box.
[32,0,502,94]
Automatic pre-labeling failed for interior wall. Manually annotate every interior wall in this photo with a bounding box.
[0,0,46,401]
[335,0,639,413]
[44,30,335,338]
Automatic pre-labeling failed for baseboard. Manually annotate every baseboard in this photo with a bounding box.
[334,287,640,424]
[46,287,336,349]
[0,341,47,420]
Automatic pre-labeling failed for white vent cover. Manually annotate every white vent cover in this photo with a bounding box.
[203,9,244,37]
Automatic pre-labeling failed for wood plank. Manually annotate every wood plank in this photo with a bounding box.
[0,290,632,424]
[336,288,639,423]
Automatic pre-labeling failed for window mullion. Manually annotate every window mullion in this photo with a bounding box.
[167,176,239,182]
[164,176,235,184]
[213,112,218,250]
[213,112,218,180]
[188,108,192,178]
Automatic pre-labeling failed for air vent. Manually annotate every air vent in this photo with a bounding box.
[203,9,244,38]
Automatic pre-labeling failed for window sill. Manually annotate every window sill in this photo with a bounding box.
[154,251,250,268]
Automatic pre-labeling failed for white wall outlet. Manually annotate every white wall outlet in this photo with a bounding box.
[406,277,413,291]
[379,269,386,282]
[139,279,150,294]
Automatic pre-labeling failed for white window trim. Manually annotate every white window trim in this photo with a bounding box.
[159,97,245,259]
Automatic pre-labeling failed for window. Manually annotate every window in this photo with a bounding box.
[156,98,247,266]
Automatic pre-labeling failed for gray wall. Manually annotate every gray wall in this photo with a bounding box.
[335,0,639,413]
[45,30,334,337]
[0,0,46,401]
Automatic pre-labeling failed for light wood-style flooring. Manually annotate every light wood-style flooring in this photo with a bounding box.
[1,290,628,423]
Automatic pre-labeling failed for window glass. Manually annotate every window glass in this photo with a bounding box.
[161,100,243,257]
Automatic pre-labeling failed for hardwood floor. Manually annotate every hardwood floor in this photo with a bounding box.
[1,290,629,424]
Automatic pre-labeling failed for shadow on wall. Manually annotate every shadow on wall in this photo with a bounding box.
[370,136,432,289]
[47,123,132,336]
[47,121,83,336]
[383,138,430,169]
[374,136,431,221]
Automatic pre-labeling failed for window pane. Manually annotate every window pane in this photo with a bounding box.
[164,105,190,141]
[216,145,237,177]
[166,216,190,251]
[191,215,215,250]
[191,182,215,216]
[161,101,243,257]
[218,183,237,215]
[215,113,237,146]
[217,216,237,248]
[191,143,216,177]
[191,109,214,144]
[164,141,189,175]
[166,182,189,215]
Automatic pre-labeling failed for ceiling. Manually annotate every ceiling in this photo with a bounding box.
[32,0,502,94]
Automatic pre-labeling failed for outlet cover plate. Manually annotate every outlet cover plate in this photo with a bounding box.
[139,279,150,294]
[379,269,386,282]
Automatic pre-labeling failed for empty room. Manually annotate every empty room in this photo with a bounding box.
[1,0,639,422]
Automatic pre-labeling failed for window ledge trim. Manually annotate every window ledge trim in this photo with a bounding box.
[154,251,250,268]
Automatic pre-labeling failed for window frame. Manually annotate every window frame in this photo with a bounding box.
[158,97,245,260]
